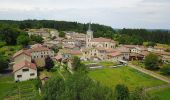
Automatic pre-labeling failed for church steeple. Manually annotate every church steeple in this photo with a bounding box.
[86,22,93,47]
[88,22,91,31]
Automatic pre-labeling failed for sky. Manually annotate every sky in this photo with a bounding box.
[0,0,170,29]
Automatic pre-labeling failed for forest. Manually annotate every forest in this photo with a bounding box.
[0,20,170,46]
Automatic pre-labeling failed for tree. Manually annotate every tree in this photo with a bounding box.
[43,76,65,100]
[144,53,159,70]
[146,42,156,47]
[45,56,54,71]
[59,31,65,37]
[160,64,170,75]
[114,84,129,100]
[42,72,115,100]
[30,35,43,43]
[72,56,86,72]
[17,34,30,47]
[0,55,8,72]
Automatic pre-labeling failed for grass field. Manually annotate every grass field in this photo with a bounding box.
[149,87,170,100]
[88,67,166,91]
[0,75,40,100]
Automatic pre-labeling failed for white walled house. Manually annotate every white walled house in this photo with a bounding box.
[13,50,32,64]
[13,60,37,82]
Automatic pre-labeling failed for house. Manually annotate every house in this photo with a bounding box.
[50,29,59,38]
[107,51,123,62]
[148,46,166,52]
[13,49,31,64]
[13,60,37,82]
[28,46,55,59]
[28,28,50,39]
[154,51,170,64]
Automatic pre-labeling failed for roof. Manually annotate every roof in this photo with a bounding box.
[13,49,31,58]
[13,60,36,72]
[139,51,150,56]
[91,37,115,43]
[116,46,130,53]
[28,47,50,52]
[54,54,62,60]
[123,45,137,48]
[108,52,122,57]
[31,44,43,48]
[154,46,167,50]
[154,51,170,56]
[70,50,82,55]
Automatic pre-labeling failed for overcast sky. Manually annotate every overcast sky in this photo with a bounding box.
[0,0,170,29]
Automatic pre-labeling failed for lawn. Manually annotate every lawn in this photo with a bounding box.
[0,75,40,100]
[99,61,118,67]
[149,87,170,100]
[88,67,166,91]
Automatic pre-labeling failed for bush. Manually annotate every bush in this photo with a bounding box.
[114,84,129,100]
[160,64,170,75]
[144,53,159,70]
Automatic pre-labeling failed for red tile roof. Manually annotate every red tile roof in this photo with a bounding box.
[13,60,36,72]
[108,51,122,57]
[70,50,82,55]
[13,49,31,58]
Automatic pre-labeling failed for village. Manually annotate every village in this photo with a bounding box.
[0,23,169,99]
[11,23,170,82]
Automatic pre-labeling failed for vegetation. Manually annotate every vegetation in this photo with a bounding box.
[45,56,54,71]
[0,75,40,99]
[71,56,87,72]
[131,87,159,100]
[0,55,8,72]
[144,53,159,70]
[30,34,44,43]
[114,84,129,100]
[117,29,170,45]
[160,64,170,75]
[1,20,170,45]
[88,67,166,90]
[42,72,115,100]
[17,34,30,47]
[149,87,170,100]
[59,31,65,37]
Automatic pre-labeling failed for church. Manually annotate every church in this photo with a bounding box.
[81,23,117,61]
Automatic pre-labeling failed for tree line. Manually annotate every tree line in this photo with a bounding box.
[0,20,170,45]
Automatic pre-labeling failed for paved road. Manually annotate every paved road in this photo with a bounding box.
[128,63,170,83]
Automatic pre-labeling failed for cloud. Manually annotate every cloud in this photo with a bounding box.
[0,0,170,29]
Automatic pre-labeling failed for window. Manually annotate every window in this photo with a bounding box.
[22,69,29,72]
[17,75,22,78]
[30,73,35,76]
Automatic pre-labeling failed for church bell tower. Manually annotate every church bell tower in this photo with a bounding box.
[86,22,93,47]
